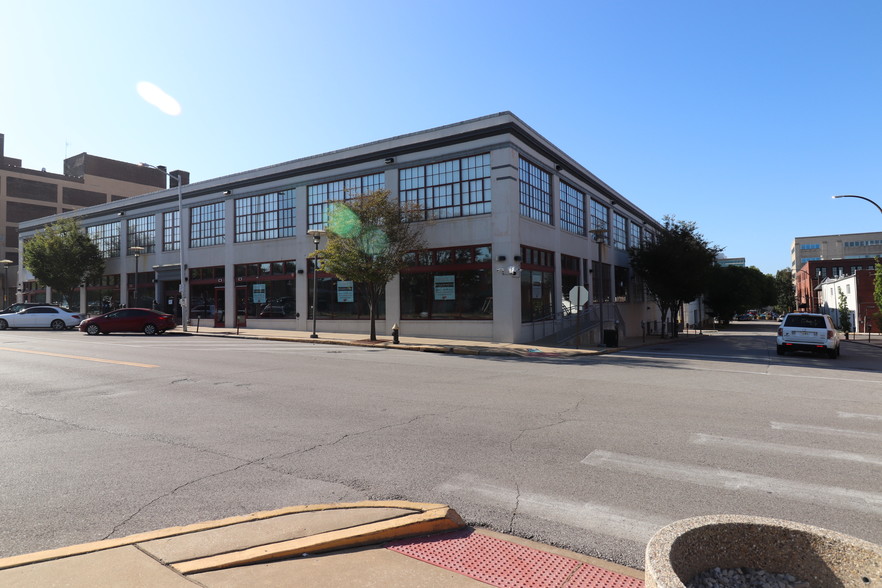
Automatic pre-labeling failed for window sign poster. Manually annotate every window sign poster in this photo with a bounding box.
[337,280,354,303]
[532,274,542,299]
[434,275,455,301]
[253,283,267,304]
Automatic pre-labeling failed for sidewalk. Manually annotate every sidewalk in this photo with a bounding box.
[0,501,645,587]
[182,321,689,358]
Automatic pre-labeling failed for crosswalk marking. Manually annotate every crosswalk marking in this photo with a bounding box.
[581,450,882,515]
[435,473,670,544]
[770,421,882,441]
[838,411,882,421]
[690,433,882,466]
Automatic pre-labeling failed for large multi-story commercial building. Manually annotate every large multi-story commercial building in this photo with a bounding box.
[791,232,882,275]
[18,112,663,344]
[1,133,187,306]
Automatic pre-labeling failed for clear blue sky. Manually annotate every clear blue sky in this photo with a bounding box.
[3,1,881,275]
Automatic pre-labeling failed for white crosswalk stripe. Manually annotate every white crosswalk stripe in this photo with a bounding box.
[770,421,882,441]
[690,433,882,466]
[580,450,882,515]
[435,473,670,544]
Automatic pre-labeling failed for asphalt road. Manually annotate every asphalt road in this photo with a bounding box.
[1,322,880,569]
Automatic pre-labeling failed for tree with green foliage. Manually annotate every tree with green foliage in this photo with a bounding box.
[837,287,851,338]
[703,265,776,324]
[628,216,721,337]
[874,257,882,334]
[774,268,796,314]
[23,218,104,308]
[317,190,426,341]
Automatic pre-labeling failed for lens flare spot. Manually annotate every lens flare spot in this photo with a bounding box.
[361,227,388,256]
[136,81,182,116]
[328,204,361,238]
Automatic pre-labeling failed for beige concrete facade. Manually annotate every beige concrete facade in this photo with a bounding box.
[18,113,663,344]
[791,231,882,274]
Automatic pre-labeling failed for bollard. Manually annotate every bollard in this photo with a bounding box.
[392,323,400,344]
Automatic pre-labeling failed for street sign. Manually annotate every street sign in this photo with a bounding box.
[569,285,589,307]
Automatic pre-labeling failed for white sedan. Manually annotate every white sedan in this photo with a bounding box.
[0,306,83,330]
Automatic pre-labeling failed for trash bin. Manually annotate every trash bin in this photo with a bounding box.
[603,329,618,347]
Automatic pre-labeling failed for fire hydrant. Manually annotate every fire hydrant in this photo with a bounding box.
[392,323,400,344]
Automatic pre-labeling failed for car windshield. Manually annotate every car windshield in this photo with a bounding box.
[784,315,826,329]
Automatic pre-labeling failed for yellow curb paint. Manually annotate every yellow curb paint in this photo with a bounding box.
[173,506,465,575]
[0,501,452,571]
[0,347,158,368]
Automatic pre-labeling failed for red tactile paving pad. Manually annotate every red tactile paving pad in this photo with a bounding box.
[386,529,644,588]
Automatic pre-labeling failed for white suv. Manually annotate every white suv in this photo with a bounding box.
[776,313,841,358]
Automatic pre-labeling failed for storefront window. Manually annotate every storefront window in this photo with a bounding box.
[232,261,297,319]
[520,245,554,322]
[309,259,384,320]
[400,245,492,319]
[85,275,121,314]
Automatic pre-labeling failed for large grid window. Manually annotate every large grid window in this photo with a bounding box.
[559,181,585,235]
[163,210,180,252]
[308,173,384,231]
[629,222,642,248]
[127,216,155,253]
[590,199,609,233]
[519,158,551,224]
[87,222,121,258]
[235,189,296,242]
[190,202,225,248]
[612,212,627,250]
[400,154,491,220]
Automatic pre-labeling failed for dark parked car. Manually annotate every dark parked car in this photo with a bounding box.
[79,308,177,336]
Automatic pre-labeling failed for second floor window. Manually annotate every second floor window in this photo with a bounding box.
[519,157,551,224]
[127,216,155,253]
[191,202,225,248]
[163,210,180,252]
[235,189,296,242]
[87,222,120,258]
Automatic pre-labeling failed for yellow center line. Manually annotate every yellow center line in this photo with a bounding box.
[0,347,158,368]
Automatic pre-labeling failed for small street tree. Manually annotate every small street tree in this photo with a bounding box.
[317,190,426,341]
[874,257,882,334]
[22,218,104,308]
[774,268,796,314]
[837,287,851,338]
[628,216,721,337]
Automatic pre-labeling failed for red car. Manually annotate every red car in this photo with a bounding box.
[79,308,177,336]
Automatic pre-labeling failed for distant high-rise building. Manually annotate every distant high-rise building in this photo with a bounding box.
[1,133,188,303]
[791,232,882,275]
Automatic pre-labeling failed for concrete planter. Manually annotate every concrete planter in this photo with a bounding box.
[645,515,882,588]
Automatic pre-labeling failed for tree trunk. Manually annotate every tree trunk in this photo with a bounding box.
[368,284,378,341]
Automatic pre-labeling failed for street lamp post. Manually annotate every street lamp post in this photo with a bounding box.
[307,230,326,338]
[589,228,608,346]
[130,246,145,308]
[140,164,187,331]
[0,259,12,308]
[832,194,882,216]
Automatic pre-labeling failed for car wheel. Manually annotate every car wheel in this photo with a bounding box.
[144,323,158,335]
[0,319,6,330]
[51,319,65,331]
[827,348,838,359]
[776,345,785,355]
[86,324,101,336]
